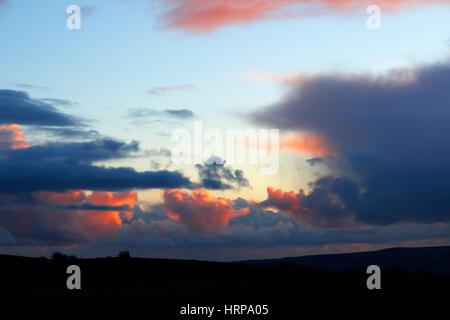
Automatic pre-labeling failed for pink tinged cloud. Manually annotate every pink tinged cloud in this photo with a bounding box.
[280,132,332,156]
[159,0,450,32]
[0,124,30,150]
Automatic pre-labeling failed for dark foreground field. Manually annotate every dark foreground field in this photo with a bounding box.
[0,246,449,317]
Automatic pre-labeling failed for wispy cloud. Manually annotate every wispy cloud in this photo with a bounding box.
[14,83,49,91]
[127,107,195,119]
[147,84,196,95]
[157,0,450,33]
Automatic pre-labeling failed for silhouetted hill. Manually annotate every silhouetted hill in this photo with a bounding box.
[0,246,449,316]
[237,246,450,274]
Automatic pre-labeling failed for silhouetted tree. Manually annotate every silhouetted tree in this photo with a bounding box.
[51,252,78,263]
[51,252,69,263]
[118,250,131,259]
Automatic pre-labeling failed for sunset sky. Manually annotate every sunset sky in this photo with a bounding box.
[0,0,450,260]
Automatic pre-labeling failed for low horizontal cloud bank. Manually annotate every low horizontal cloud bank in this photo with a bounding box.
[2,187,449,256]
[250,61,450,226]
[109,190,450,252]
[157,0,450,32]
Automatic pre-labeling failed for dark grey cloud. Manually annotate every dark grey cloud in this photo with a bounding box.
[306,157,325,166]
[0,135,192,193]
[195,157,250,190]
[0,90,80,126]
[59,203,132,212]
[250,62,450,161]
[0,226,16,245]
[0,161,191,193]
[0,138,139,164]
[229,202,292,229]
[163,109,194,119]
[251,61,450,226]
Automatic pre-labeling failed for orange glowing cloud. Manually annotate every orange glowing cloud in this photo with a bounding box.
[35,190,86,205]
[88,191,137,221]
[160,0,450,32]
[164,188,249,233]
[34,190,138,239]
[87,191,137,208]
[264,186,307,216]
[0,124,30,150]
[280,133,331,157]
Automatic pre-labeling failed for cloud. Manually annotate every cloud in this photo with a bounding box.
[245,71,312,84]
[0,191,137,245]
[280,133,331,156]
[306,157,325,166]
[0,90,80,126]
[250,64,450,161]
[0,161,192,193]
[195,157,250,190]
[163,188,249,234]
[163,109,195,118]
[147,84,196,95]
[0,138,139,163]
[127,107,195,119]
[261,186,358,228]
[2,184,449,255]
[0,226,16,245]
[114,196,450,255]
[146,147,172,157]
[251,60,450,225]
[38,98,79,107]
[0,124,30,150]
[0,125,192,192]
[14,83,48,90]
[36,127,101,139]
[157,0,450,33]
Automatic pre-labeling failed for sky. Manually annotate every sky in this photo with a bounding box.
[0,0,450,261]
